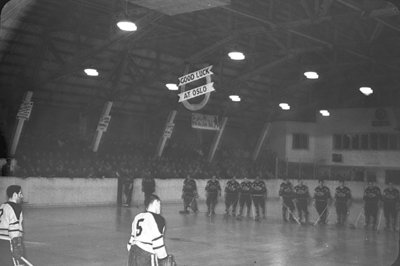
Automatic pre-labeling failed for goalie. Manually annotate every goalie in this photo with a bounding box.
[0,185,25,266]
[127,194,176,266]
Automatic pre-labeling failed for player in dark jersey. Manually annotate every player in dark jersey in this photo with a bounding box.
[279,178,296,222]
[205,175,221,216]
[142,173,155,207]
[383,182,399,231]
[251,175,267,221]
[180,174,198,214]
[294,179,310,224]
[224,175,240,216]
[0,185,24,266]
[237,177,253,220]
[127,194,175,266]
[313,179,331,225]
[334,179,352,226]
[363,180,381,230]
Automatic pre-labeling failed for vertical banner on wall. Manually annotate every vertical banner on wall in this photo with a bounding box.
[155,110,177,158]
[10,91,34,156]
[207,117,228,162]
[92,101,112,152]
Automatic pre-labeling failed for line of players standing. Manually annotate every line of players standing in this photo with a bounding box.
[180,175,400,230]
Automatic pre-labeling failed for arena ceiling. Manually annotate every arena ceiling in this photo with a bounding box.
[1,0,400,126]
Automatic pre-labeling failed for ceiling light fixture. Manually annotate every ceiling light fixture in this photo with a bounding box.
[84,68,99,76]
[229,95,241,102]
[279,103,290,110]
[117,20,137,32]
[304,71,319,80]
[319,110,330,117]
[359,86,373,96]
[228,51,245,61]
[165,83,178,91]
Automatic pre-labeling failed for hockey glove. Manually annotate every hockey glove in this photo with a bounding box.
[11,236,24,259]
[159,254,177,266]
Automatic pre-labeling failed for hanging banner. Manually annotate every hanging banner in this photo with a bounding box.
[97,115,111,132]
[178,83,214,102]
[191,113,220,130]
[163,122,175,138]
[178,65,213,86]
[16,101,33,120]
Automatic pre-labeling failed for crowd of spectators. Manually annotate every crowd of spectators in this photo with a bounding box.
[7,131,278,179]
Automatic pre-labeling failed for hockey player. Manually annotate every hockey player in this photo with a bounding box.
[294,179,310,224]
[127,194,176,266]
[334,179,352,226]
[224,175,240,216]
[205,175,221,216]
[363,179,381,230]
[180,174,198,214]
[237,176,252,220]
[0,185,24,266]
[279,178,296,222]
[142,173,155,207]
[382,182,399,231]
[313,179,332,225]
[251,175,267,221]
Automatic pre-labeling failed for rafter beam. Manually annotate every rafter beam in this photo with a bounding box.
[301,0,315,19]
[44,12,163,84]
[335,0,400,33]
[318,0,334,17]
[223,4,400,72]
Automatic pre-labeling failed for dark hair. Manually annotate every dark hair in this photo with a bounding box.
[145,194,160,208]
[6,185,21,198]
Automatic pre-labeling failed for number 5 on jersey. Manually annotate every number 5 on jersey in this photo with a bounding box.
[136,218,144,236]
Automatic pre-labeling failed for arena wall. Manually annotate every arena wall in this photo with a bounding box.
[0,177,395,206]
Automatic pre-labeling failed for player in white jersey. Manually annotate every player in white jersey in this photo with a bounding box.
[127,194,176,266]
[0,185,24,266]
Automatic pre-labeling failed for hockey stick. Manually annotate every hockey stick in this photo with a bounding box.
[376,209,383,232]
[282,202,301,225]
[179,195,196,214]
[313,206,328,226]
[21,257,34,266]
[349,208,364,229]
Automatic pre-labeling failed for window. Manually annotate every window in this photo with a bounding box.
[389,134,398,150]
[361,134,369,149]
[370,133,378,150]
[379,133,388,150]
[333,132,399,151]
[292,133,309,149]
[333,134,342,150]
[351,134,359,149]
[342,134,350,149]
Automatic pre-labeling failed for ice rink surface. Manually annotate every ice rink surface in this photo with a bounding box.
[21,201,397,266]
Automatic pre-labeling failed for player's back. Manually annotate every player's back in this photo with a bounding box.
[130,212,165,254]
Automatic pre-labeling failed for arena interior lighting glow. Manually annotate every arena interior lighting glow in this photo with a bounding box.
[359,86,373,96]
[84,68,99,76]
[228,51,245,61]
[165,83,178,91]
[319,110,330,117]
[229,95,241,102]
[279,103,290,110]
[117,20,137,32]
[304,71,319,80]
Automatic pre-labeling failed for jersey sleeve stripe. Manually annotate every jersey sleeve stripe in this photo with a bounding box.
[153,244,165,250]
[9,221,19,225]
[153,235,163,241]
[8,229,23,232]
